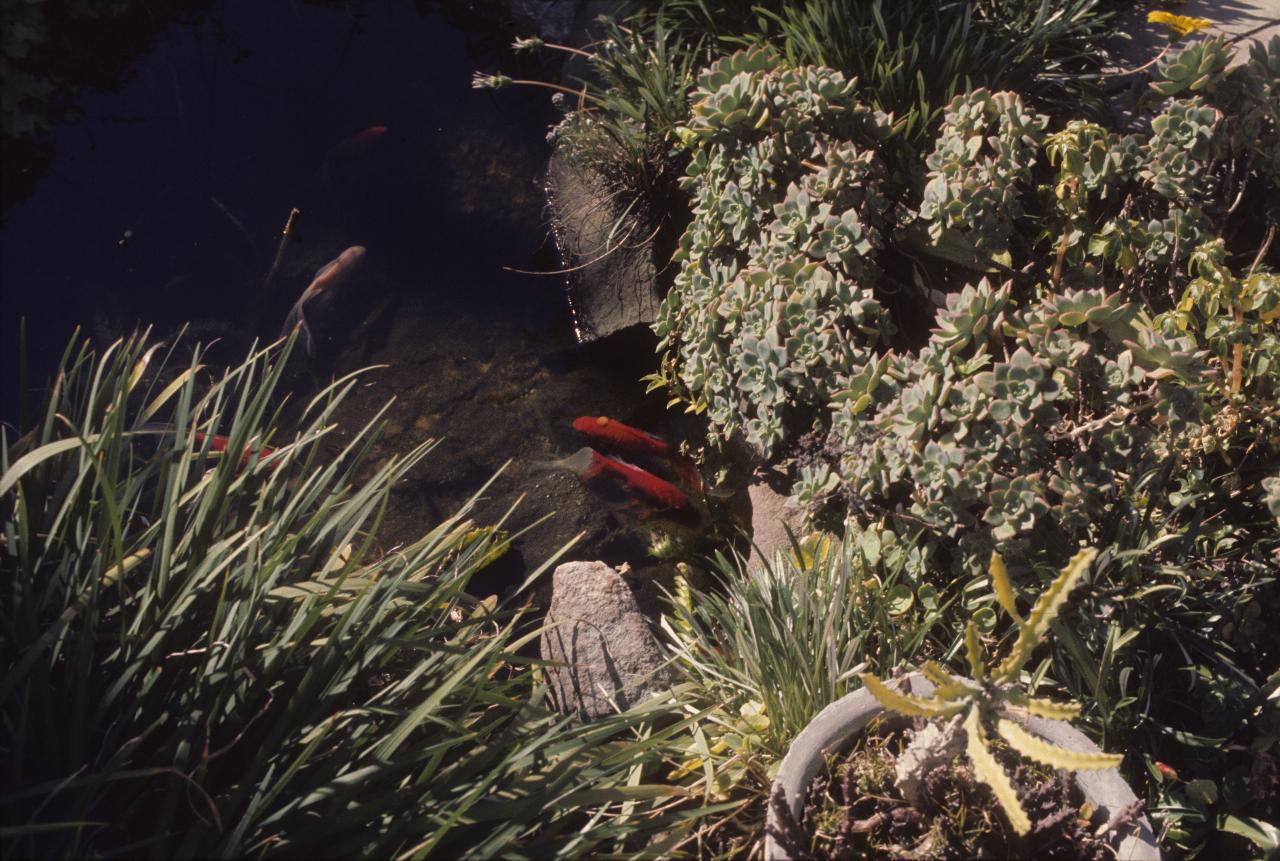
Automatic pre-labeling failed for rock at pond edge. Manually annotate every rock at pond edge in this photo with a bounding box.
[545,150,662,343]
[540,560,674,719]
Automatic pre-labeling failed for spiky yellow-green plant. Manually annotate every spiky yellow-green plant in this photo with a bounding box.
[860,547,1121,835]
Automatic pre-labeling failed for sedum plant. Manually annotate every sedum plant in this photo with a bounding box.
[859,547,1122,836]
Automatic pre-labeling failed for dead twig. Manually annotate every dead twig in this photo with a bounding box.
[262,208,300,294]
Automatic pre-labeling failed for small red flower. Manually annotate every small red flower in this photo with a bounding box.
[1155,761,1178,780]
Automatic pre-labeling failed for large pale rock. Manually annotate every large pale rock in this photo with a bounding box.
[540,560,673,718]
[545,151,662,342]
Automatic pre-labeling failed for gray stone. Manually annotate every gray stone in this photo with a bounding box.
[540,560,674,719]
[545,150,662,342]
[894,715,965,808]
[746,468,806,571]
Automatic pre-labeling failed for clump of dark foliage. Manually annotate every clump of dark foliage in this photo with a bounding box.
[771,724,1142,860]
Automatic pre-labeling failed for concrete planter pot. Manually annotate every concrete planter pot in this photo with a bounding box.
[765,673,1161,861]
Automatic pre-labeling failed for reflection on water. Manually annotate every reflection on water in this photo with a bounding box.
[1,0,688,592]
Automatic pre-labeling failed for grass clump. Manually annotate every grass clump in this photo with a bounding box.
[0,332,707,859]
[658,525,950,855]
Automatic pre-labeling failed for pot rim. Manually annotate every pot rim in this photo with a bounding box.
[764,672,1161,861]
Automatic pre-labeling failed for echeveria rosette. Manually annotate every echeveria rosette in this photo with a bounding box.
[654,49,894,457]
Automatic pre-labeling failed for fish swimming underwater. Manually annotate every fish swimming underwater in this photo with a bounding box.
[140,424,280,471]
[572,415,673,457]
[325,125,388,162]
[539,446,691,511]
[572,415,703,492]
[282,245,366,357]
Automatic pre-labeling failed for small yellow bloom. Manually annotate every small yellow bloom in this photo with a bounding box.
[1147,11,1214,37]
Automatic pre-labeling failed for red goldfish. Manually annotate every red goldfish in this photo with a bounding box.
[141,424,280,471]
[195,431,279,470]
[542,447,691,511]
[573,415,673,457]
[572,415,702,491]
[325,125,388,162]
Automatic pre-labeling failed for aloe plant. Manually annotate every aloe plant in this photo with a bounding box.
[860,547,1122,836]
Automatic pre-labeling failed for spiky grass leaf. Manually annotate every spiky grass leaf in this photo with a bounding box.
[860,674,966,718]
[994,547,1096,684]
[996,718,1122,770]
[989,551,1023,623]
[965,706,1031,835]
[1,332,705,860]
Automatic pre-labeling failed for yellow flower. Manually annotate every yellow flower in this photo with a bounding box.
[1147,11,1214,37]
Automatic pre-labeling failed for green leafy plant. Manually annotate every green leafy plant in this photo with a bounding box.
[546,15,709,204]
[671,0,1120,144]
[859,547,1122,835]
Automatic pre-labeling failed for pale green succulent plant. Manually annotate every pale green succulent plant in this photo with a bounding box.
[859,547,1122,836]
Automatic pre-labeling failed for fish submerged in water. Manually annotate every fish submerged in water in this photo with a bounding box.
[538,447,691,511]
[572,415,673,457]
[282,245,366,357]
[573,415,703,492]
[140,424,281,471]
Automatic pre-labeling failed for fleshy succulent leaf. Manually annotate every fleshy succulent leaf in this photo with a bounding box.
[996,718,1122,771]
[965,706,1032,835]
[1000,690,1083,721]
[922,661,979,700]
[964,622,987,681]
[994,548,1096,684]
[989,551,1023,623]
[860,674,966,718]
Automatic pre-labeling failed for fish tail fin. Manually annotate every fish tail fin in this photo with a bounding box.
[529,447,599,479]
[299,316,316,358]
[672,455,703,494]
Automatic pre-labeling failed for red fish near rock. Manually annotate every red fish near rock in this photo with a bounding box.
[572,415,702,491]
[541,447,691,511]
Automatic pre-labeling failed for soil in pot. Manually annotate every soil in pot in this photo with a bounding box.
[773,716,1145,860]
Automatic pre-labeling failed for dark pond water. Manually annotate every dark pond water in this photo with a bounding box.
[1,0,707,594]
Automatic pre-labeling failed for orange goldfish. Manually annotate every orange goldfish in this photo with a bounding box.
[541,447,691,511]
[572,415,702,492]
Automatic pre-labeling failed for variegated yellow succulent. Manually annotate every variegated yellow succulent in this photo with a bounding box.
[860,547,1121,835]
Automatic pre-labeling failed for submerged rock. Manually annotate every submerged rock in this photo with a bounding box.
[545,151,662,342]
[540,560,674,719]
